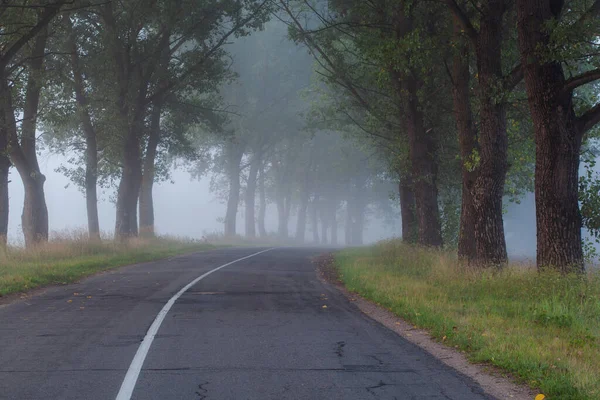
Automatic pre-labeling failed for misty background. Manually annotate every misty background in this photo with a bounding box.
[5,16,590,259]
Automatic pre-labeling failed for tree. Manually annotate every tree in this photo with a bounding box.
[516,0,600,272]
[0,1,70,247]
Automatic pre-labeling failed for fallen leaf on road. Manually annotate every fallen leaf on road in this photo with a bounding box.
[322,305,328,309]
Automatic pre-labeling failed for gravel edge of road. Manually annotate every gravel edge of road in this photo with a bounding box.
[313,253,537,400]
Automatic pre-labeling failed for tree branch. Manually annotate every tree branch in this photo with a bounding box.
[0,1,69,65]
[577,102,600,134]
[503,63,523,91]
[445,0,478,43]
[563,68,600,95]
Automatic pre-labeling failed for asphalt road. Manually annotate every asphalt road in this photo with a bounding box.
[0,247,494,400]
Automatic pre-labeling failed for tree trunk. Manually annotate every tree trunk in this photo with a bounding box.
[0,134,8,248]
[0,70,9,248]
[296,189,309,243]
[402,76,443,247]
[6,31,49,247]
[276,191,286,238]
[245,153,260,238]
[469,0,509,265]
[283,191,292,238]
[68,21,100,240]
[311,195,320,244]
[345,199,353,245]
[517,0,584,272]
[320,203,329,245]
[224,142,244,237]
[451,20,478,261]
[398,175,417,243]
[258,164,267,237]
[115,130,142,240]
[330,199,338,245]
[139,103,161,237]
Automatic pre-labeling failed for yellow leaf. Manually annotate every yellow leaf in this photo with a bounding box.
[535,395,546,400]
[67,300,72,303]
[322,305,328,309]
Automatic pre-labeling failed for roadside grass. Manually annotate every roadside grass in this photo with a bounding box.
[0,232,216,297]
[335,240,600,400]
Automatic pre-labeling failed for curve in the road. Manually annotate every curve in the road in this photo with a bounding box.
[115,248,274,400]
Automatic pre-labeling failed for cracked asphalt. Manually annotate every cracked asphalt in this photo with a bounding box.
[0,247,494,399]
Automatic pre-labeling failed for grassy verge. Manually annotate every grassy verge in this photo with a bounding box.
[0,235,216,297]
[335,240,600,400]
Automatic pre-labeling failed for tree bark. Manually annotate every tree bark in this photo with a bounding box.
[398,174,417,243]
[245,153,260,237]
[7,29,49,247]
[451,20,478,261]
[0,99,9,248]
[320,202,329,245]
[402,76,443,247]
[517,0,587,272]
[296,188,309,243]
[67,20,100,240]
[139,103,162,237]
[115,130,142,239]
[330,199,338,245]
[311,195,320,244]
[258,163,267,237]
[276,191,287,238]
[224,141,244,237]
[471,0,509,265]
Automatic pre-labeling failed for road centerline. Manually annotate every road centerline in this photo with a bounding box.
[114,248,274,400]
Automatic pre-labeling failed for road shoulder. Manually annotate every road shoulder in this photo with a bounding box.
[314,253,536,400]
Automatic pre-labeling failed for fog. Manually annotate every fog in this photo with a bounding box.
[7,153,545,255]
[6,157,401,245]
[6,152,403,245]
[2,8,597,264]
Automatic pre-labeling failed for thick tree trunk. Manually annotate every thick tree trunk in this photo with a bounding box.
[296,189,309,243]
[0,153,7,248]
[0,73,9,247]
[451,21,478,261]
[398,175,417,243]
[115,131,142,240]
[330,200,338,245]
[470,0,509,265]
[139,104,161,237]
[283,192,292,238]
[224,143,244,237]
[84,131,100,240]
[7,31,49,247]
[68,23,100,240]
[517,0,584,272]
[402,77,443,247]
[276,192,287,238]
[258,165,267,237]
[311,195,320,244]
[245,154,260,238]
[320,203,329,245]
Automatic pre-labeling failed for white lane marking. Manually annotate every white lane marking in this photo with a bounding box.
[115,248,274,400]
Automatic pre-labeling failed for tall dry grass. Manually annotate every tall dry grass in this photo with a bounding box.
[0,231,214,296]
